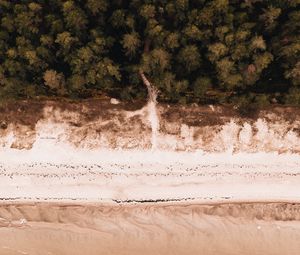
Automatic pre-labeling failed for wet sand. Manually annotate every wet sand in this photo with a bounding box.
[0,203,299,255]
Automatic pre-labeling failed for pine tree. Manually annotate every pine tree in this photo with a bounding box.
[0,0,299,104]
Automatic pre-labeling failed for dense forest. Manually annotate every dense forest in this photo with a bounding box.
[0,0,299,107]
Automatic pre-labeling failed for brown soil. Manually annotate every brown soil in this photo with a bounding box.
[0,98,299,131]
[0,98,145,130]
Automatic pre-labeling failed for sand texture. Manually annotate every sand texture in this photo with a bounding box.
[0,100,300,254]
[0,203,300,255]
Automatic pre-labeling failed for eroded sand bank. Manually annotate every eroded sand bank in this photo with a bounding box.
[1,100,300,153]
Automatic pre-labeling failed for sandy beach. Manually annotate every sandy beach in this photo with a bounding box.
[0,203,299,255]
[0,101,299,254]
[0,149,300,204]
[0,150,299,254]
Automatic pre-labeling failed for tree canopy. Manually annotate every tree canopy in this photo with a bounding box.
[0,0,299,106]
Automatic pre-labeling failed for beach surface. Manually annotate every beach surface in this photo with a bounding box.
[0,101,300,254]
[0,203,300,255]
[0,150,300,255]
[1,149,300,204]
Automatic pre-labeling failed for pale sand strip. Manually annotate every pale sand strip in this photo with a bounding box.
[0,150,300,204]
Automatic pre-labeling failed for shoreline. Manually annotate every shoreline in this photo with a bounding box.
[1,200,300,207]
[0,201,300,255]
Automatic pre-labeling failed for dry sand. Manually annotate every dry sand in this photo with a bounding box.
[0,150,300,203]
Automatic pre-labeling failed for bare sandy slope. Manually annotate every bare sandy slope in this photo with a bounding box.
[0,203,300,255]
[1,99,300,153]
